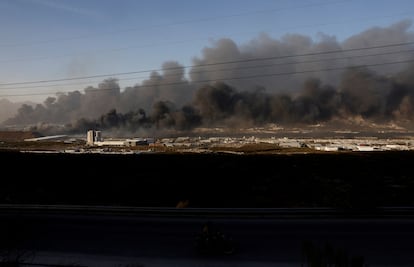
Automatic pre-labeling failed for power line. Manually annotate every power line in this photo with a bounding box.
[1,47,413,91]
[1,40,413,87]
[0,3,410,66]
[0,11,411,65]
[0,0,348,48]
[1,58,412,98]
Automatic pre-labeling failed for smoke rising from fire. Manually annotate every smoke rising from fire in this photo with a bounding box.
[3,20,414,134]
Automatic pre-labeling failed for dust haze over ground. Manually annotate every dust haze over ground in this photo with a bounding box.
[2,20,414,136]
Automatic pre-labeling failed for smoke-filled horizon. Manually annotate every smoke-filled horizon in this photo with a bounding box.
[2,20,414,134]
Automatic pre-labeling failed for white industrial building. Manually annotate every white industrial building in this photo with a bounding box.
[86,130,153,147]
[86,130,102,145]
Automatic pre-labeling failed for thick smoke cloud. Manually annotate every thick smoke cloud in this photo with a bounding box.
[120,61,195,113]
[3,20,414,134]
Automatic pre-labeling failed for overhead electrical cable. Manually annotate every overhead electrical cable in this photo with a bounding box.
[1,40,413,87]
[1,57,413,98]
[0,0,348,48]
[1,47,413,91]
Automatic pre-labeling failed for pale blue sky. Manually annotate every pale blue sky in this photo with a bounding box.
[0,0,413,102]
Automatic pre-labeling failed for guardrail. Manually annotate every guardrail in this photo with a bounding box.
[2,204,414,218]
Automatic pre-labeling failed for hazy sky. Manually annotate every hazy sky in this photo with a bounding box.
[1,0,413,103]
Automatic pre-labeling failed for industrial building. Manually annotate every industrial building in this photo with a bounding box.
[86,130,102,145]
[86,130,153,147]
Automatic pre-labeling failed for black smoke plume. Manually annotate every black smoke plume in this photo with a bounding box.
[3,20,414,134]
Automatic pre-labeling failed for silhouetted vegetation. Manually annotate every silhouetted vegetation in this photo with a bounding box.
[0,218,35,267]
[302,241,366,267]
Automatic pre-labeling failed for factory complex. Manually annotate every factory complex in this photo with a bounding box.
[2,128,414,154]
[54,129,414,154]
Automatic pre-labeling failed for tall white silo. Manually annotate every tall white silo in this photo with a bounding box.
[87,130,95,145]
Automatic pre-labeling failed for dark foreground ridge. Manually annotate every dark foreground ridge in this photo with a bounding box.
[3,205,414,219]
[2,150,414,209]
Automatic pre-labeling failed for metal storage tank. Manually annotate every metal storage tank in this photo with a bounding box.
[95,131,102,142]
